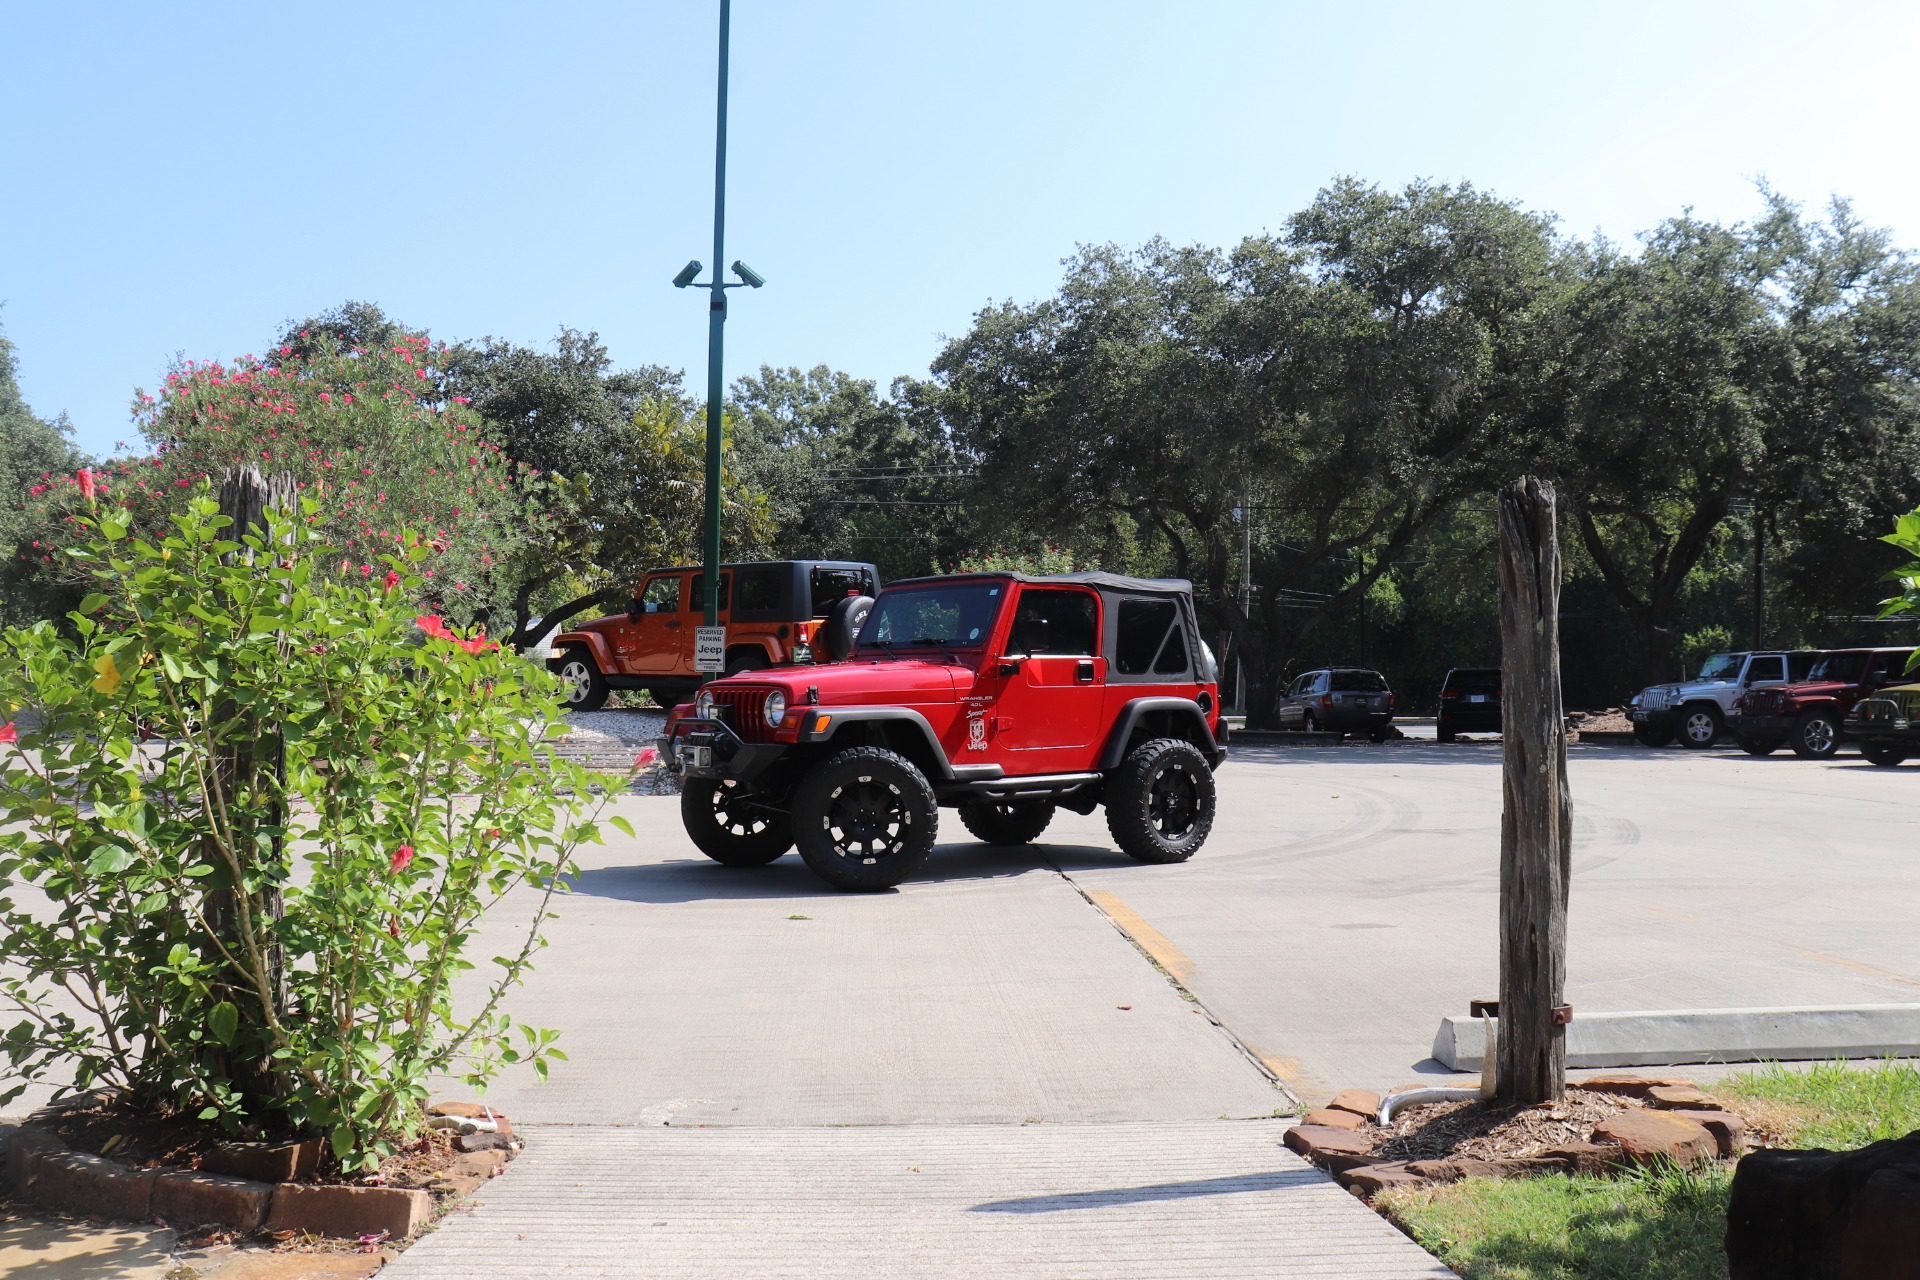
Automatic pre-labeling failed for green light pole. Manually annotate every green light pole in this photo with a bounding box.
[673,0,765,664]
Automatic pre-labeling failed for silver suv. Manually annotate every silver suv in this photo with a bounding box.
[1628,650,1820,749]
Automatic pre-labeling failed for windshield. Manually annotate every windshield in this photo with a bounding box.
[1806,651,1868,683]
[1696,652,1747,681]
[858,582,1006,651]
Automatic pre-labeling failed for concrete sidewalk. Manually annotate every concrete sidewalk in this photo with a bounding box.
[383,1120,1453,1280]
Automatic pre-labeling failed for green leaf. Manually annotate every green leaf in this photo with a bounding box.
[84,845,135,876]
[78,593,110,615]
[608,816,635,837]
[208,1001,238,1046]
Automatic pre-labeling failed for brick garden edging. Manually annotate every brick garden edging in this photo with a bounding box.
[1286,1076,1745,1199]
[0,1101,515,1241]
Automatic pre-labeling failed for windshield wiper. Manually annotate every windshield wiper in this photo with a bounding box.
[861,640,902,661]
[912,637,958,664]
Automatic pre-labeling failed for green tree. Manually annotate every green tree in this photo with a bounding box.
[934,180,1560,726]
[0,319,86,625]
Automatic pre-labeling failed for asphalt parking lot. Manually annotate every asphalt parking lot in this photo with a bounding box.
[453,732,1920,1119]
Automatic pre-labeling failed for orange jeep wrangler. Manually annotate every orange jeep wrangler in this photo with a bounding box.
[547,560,879,711]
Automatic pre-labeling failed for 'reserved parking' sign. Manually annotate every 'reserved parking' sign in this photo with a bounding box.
[694,626,727,673]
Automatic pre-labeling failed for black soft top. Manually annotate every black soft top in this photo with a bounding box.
[886,570,1192,595]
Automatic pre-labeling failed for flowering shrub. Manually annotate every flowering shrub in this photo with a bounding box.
[18,333,570,631]
[0,489,622,1168]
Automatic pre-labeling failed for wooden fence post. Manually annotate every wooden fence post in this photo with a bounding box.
[1495,476,1572,1104]
[210,466,297,1105]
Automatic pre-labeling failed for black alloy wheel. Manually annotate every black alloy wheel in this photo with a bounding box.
[1677,704,1723,750]
[793,746,938,891]
[556,646,609,712]
[1789,710,1842,760]
[1861,742,1910,767]
[958,799,1056,846]
[681,779,793,866]
[1105,737,1216,864]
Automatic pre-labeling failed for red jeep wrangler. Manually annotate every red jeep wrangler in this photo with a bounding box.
[659,571,1226,891]
[548,560,878,710]
[1727,646,1917,758]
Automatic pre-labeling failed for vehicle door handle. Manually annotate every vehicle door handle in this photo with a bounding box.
[1076,659,1095,684]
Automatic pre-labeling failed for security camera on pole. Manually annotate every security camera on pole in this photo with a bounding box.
[674,0,766,680]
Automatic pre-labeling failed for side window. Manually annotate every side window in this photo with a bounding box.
[640,575,681,613]
[1746,656,1784,684]
[1153,620,1189,674]
[1009,589,1098,656]
[1115,599,1178,674]
[1313,671,1330,693]
[735,566,783,613]
[1871,651,1911,682]
[686,572,731,613]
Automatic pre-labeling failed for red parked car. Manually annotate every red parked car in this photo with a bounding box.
[1727,647,1917,758]
[660,571,1225,891]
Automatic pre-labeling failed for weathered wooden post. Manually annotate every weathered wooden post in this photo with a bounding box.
[1495,476,1572,1104]
[209,466,298,1104]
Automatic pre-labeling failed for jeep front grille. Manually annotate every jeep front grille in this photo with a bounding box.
[709,687,775,743]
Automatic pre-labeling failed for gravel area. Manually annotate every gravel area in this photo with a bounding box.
[562,709,667,748]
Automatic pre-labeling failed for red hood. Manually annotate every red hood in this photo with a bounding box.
[707,655,968,705]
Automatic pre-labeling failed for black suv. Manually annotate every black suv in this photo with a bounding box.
[1437,668,1501,742]
[1275,668,1395,742]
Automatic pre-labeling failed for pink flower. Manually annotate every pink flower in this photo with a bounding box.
[382,569,400,591]
[453,396,471,404]
[78,469,97,501]
[632,747,659,770]
[359,564,372,575]
[0,723,17,744]
[389,846,415,873]
[341,394,353,404]
[415,614,452,639]
[319,392,331,402]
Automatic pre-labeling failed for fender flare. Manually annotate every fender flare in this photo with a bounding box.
[1099,697,1224,770]
[798,707,1000,782]
[550,632,616,675]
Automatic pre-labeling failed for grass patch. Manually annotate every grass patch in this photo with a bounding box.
[1380,1160,1733,1280]
[1714,1058,1920,1149]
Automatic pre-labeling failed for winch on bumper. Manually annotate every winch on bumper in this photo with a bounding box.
[658,716,788,782]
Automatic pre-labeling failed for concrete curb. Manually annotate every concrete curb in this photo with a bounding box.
[1432,1004,1920,1070]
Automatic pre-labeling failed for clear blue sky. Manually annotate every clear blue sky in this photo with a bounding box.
[5,1,1917,458]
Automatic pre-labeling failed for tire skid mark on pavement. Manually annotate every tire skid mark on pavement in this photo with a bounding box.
[1055,877,1300,1112]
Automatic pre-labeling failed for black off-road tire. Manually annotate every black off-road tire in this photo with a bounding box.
[681,779,793,866]
[1104,737,1216,864]
[1633,723,1674,748]
[958,799,1056,846]
[793,746,938,891]
[1436,724,1458,744]
[1861,742,1910,767]
[1677,704,1723,750]
[555,646,610,712]
[1738,736,1781,756]
[1789,710,1842,760]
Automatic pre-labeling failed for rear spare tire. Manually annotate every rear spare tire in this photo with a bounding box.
[1104,737,1216,864]
[681,779,793,866]
[1861,742,1910,767]
[958,799,1056,846]
[822,594,875,663]
[793,746,938,891]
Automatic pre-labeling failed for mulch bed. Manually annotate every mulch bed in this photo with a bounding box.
[1371,1088,1638,1163]
[38,1095,484,1190]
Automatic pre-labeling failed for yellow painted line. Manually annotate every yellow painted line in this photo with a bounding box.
[1776,942,1920,993]
[1085,889,1196,984]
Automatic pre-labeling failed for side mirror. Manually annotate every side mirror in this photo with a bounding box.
[999,655,1027,676]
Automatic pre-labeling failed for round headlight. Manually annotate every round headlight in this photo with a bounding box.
[694,689,716,720]
[763,690,787,727]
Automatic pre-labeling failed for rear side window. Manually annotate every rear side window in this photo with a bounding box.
[1745,656,1785,684]
[1010,589,1098,656]
[810,567,873,617]
[1112,597,1192,678]
[735,566,784,614]
[1869,650,1914,682]
[1332,669,1388,692]
[686,572,731,612]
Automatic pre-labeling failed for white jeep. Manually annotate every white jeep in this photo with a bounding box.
[1627,650,1819,749]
